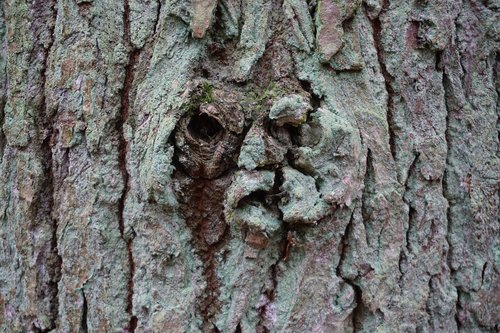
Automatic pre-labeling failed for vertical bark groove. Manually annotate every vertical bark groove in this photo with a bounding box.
[0,2,5,162]
[119,0,137,330]
[369,2,396,162]
[80,290,88,333]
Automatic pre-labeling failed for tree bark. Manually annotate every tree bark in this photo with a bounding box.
[0,0,498,332]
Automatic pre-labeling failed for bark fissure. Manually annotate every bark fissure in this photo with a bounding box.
[337,209,355,276]
[454,288,462,330]
[440,48,463,332]
[350,284,363,333]
[32,0,60,330]
[43,132,62,331]
[153,0,162,35]
[119,0,137,331]
[256,262,278,332]
[80,290,88,333]
[403,152,418,252]
[337,210,363,331]
[118,45,137,326]
[0,13,5,162]
[368,3,396,162]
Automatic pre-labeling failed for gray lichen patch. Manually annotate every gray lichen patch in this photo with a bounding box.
[292,108,363,207]
[278,167,329,225]
[217,0,242,38]
[283,0,315,52]
[328,13,365,71]
[224,170,281,234]
[230,202,282,234]
[233,0,272,81]
[269,94,312,127]
[237,119,289,170]
[224,170,275,210]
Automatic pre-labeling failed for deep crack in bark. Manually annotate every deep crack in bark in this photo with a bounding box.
[119,0,138,331]
[80,290,88,333]
[441,47,461,329]
[368,3,397,162]
[0,0,4,144]
[42,132,62,331]
[33,0,60,329]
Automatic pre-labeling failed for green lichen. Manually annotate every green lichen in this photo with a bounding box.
[239,81,291,118]
[184,82,215,117]
[200,82,214,104]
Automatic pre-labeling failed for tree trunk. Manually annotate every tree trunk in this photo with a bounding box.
[0,0,498,332]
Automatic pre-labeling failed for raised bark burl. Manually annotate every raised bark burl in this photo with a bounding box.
[174,79,358,238]
[174,82,245,179]
[170,77,360,329]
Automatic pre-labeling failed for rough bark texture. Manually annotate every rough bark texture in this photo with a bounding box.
[0,0,498,332]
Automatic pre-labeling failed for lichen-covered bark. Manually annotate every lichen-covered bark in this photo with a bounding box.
[0,0,498,332]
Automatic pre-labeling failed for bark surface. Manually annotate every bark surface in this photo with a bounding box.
[0,0,498,332]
